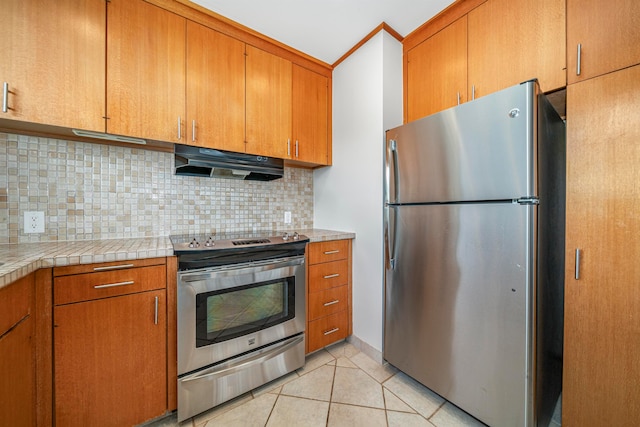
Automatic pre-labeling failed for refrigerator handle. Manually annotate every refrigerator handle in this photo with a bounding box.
[385,206,397,270]
[385,139,399,203]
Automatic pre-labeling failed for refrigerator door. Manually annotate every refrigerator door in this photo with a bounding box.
[385,81,537,205]
[384,202,535,426]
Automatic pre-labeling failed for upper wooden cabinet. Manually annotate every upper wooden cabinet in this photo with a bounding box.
[404,0,566,122]
[0,0,105,131]
[292,65,330,165]
[406,16,468,122]
[567,0,640,84]
[563,64,640,426]
[467,0,566,98]
[106,0,186,142]
[245,46,292,158]
[186,21,246,152]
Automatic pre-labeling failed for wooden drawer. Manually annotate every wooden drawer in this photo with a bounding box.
[0,273,33,336]
[54,264,166,306]
[308,259,348,293]
[308,240,349,264]
[307,310,349,353]
[53,257,166,277]
[309,285,348,321]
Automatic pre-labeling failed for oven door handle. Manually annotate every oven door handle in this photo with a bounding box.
[181,334,304,383]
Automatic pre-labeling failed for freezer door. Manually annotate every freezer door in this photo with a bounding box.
[385,81,537,204]
[384,202,535,427]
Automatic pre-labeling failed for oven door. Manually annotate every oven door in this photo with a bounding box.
[177,256,305,376]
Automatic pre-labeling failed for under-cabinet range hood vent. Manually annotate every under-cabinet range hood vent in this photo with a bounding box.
[174,143,284,181]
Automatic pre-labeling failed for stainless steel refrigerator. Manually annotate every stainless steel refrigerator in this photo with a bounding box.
[383,81,565,427]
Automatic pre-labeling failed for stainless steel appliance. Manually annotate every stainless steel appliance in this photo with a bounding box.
[172,232,308,422]
[384,81,565,427]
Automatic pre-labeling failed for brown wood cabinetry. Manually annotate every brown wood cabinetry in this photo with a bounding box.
[306,240,352,353]
[186,21,246,152]
[106,0,186,142]
[567,0,640,84]
[0,273,35,427]
[563,64,640,426]
[0,0,105,131]
[246,45,293,158]
[467,0,566,98]
[406,16,468,122]
[404,0,566,122]
[291,65,330,165]
[53,258,168,426]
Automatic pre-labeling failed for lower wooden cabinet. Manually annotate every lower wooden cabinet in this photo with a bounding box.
[0,273,35,427]
[306,239,352,353]
[53,258,168,426]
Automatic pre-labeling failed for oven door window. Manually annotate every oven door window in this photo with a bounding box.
[195,277,295,347]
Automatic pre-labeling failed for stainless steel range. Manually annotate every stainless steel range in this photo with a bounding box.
[171,231,308,422]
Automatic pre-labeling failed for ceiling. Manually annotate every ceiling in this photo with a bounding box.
[190,0,456,65]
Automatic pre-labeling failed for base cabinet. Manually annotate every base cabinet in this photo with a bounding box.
[53,259,168,426]
[306,240,352,353]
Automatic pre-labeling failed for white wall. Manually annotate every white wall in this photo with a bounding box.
[313,31,403,353]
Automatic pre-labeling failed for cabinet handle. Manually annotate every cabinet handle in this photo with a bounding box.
[472,85,476,100]
[323,250,340,255]
[154,296,159,325]
[2,82,8,113]
[177,117,182,140]
[323,299,339,307]
[575,248,581,280]
[93,264,134,272]
[192,119,196,142]
[457,92,460,105]
[323,327,339,336]
[323,273,340,279]
[93,280,134,289]
[295,140,299,158]
[576,43,582,76]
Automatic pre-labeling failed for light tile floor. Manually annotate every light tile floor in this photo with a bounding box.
[149,341,561,427]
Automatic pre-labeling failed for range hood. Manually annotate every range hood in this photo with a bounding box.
[174,143,284,181]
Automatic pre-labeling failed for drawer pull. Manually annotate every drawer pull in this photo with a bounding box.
[323,273,340,279]
[323,250,340,255]
[93,280,134,289]
[323,300,340,307]
[93,264,134,272]
[323,327,340,336]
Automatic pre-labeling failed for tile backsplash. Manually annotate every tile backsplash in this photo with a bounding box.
[0,133,313,243]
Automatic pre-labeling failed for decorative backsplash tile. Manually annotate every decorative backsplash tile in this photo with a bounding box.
[0,133,314,243]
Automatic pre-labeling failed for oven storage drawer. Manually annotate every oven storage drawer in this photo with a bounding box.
[308,259,348,292]
[308,310,349,351]
[177,334,305,422]
[308,240,349,264]
[309,285,348,320]
[53,264,167,305]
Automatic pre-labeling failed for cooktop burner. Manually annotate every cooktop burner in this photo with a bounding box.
[170,231,308,254]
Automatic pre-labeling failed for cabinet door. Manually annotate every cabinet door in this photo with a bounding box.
[0,0,105,131]
[0,316,34,427]
[186,21,246,152]
[292,65,329,165]
[54,290,167,426]
[106,0,186,142]
[468,0,566,97]
[563,65,640,426]
[406,16,467,122]
[567,0,640,84]
[246,45,292,157]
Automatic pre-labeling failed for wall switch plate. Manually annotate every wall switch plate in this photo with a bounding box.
[284,211,292,224]
[24,211,45,233]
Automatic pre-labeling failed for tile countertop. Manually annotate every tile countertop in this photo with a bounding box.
[0,229,355,289]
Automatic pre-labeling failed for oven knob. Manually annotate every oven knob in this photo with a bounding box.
[204,237,214,247]
[189,238,199,248]
[282,232,290,241]
[293,231,299,240]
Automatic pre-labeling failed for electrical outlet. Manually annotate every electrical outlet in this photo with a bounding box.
[284,211,292,224]
[24,211,45,234]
